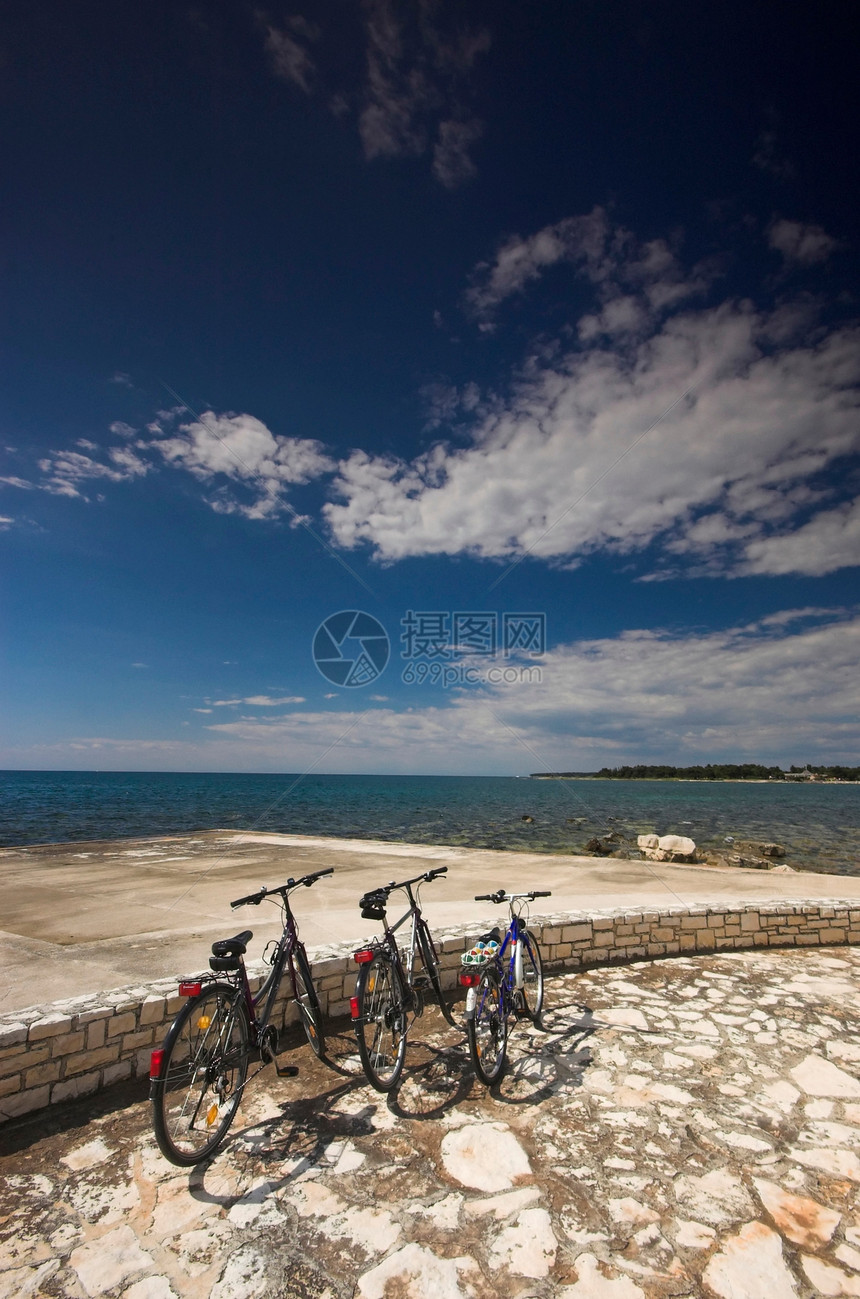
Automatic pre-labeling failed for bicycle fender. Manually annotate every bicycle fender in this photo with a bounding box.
[464,985,478,1019]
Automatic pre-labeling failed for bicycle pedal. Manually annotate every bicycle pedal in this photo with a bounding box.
[274,1062,299,1079]
[412,975,430,990]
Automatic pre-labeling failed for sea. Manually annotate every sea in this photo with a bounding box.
[1,770,859,878]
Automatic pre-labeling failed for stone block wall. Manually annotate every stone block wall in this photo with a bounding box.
[2,898,859,1123]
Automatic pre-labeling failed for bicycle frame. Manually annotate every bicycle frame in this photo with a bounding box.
[363,884,436,1007]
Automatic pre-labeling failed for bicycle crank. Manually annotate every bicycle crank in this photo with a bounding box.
[259,1026,299,1079]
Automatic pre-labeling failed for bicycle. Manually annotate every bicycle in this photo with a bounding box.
[461,888,551,1086]
[350,865,450,1091]
[149,867,332,1165]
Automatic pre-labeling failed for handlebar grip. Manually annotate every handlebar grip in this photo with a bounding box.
[231,889,264,908]
[532,890,552,898]
[474,893,493,901]
[304,867,334,885]
[426,866,448,881]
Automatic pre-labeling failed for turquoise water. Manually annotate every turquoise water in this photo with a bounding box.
[1,770,858,876]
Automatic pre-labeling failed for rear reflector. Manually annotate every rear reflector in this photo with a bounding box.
[353,949,375,964]
[179,981,202,997]
[150,1048,165,1079]
[459,972,482,987]
[350,996,360,1019]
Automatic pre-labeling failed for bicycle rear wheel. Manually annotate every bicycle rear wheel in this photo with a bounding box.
[292,947,325,1058]
[521,931,545,1019]
[151,982,250,1166]
[355,954,407,1092]
[467,967,508,1086]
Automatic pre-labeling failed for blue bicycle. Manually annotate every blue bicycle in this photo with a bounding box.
[461,888,551,1085]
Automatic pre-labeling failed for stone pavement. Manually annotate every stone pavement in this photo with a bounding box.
[3,944,860,1298]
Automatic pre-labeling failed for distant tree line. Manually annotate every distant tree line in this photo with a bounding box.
[530,764,860,780]
[593,764,786,780]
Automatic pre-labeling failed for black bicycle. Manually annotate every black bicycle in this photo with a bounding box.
[350,866,449,1091]
[461,888,550,1085]
[150,867,331,1165]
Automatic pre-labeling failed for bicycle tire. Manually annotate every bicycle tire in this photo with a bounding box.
[355,953,407,1092]
[151,982,250,1166]
[417,922,450,1021]
[520,930,545,1020]
[292,946,325,1058]
[467,966,508,1086]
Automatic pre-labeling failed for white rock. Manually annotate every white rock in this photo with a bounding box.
[60,1138,114,1171]
[703,1221,798,1299]
[123,1280,178,1299]
[801,1255,860,1296]
[602,1008,650,1032]
[763,1081,801,1112]
[608,1198,660,1226]
[657,835,696,857]
[674,1168,754,1227]
[793,1147,860,1181]
[464,1187,541,1219]
[0,1261,60,1299]
[836,1244,860,1272]
[440,1123,531,1192]
[557,1253,646,1297]
[488,1207,557,1278]
[753,1178,840,1248]
[70,1226,154,1297]
[674,1219,716,1248]
[209,1245,269,1299]
[790,1055,860,1098]
[637,835,659,849]
[357,1243,476,1299]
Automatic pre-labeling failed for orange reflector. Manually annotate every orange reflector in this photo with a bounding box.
[206,1103,218,1127]
[350,996,360,1019]
[149,1048,165,1079]
[353,949,374,964]
[459,972,481,987]
[179,981,202,997]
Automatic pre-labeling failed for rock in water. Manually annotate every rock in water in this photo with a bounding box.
[638,833,696,862]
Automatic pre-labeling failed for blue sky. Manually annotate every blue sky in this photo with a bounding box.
[1,0,858,774]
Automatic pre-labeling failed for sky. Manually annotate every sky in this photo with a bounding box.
[1,0,859,775]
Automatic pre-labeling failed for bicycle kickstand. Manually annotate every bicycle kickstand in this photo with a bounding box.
[260,1031,299,1079]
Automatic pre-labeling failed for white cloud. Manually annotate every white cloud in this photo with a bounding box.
[8,612,856,772]
[0,476,33,489]
[155,410,334,520]
[109,421,137,437]
[357,0,489,186]
[242,695,306,706]
[432,118,483,189]
[741,500,860,576]
[464,208,711,323]
[325,213,860,579]
[262,15,319,93]
[768,219,843,266]
[37,446,150,499]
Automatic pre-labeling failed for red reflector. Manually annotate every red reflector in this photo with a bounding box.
[150,1048,165,1079]
[459,972,481,987]
[353,949,375,964]
[350,996,360,1019]
[179,981,202,997]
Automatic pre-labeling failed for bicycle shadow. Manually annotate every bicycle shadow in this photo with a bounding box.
[484,997,597,1106]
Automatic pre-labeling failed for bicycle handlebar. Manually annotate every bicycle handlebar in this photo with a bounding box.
[357,864,447,913]
[231,866,334,909]
[474,888,552,904]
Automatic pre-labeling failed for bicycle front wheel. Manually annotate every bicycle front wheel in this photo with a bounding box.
[521,931,545,1019]
[292,947,325,1058]
[151,983,250,1166]
[467,967,508,1086]
[417,922,450,1021]
[355,954,407,1092]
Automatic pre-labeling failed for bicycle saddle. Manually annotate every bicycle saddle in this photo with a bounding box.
[479,927,502,944]
[211,930,253,958]
[359,889,387,921]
